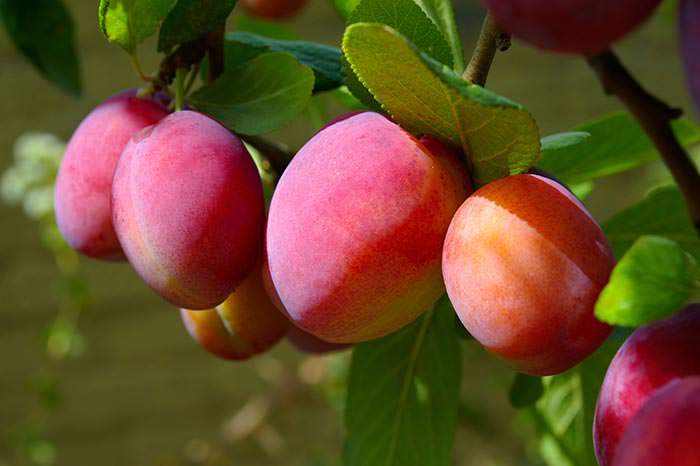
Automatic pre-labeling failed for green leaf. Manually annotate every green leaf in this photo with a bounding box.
[541,132,591,155]
[348,0,453,67]
[595,235,698,327]
[190,52,314,135]
[344,296,460,466]
[532,342,619,466]
[343,23,540,185]
[413,0,464,70]
[570,181,595,201]
[510,374,544,409]
[332,0,360,18]
[603,185,700,259]
[98,0,177,53]
[538,112,700,185]
[223,32,344,92]
[344,0,454,110]
[0,0,81,95]
[157,0,237,53]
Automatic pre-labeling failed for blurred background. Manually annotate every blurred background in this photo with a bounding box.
[0,1,696,465]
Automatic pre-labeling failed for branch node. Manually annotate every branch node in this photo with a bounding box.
[463,14,510,86]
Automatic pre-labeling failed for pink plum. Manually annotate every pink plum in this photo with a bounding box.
[112,110,265,309]
[55,90,169,259]
[266,112,471,343]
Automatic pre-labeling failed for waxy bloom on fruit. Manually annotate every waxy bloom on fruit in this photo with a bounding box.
[266,112,471,343]
[55,90,169,260]
[112,111,265,309]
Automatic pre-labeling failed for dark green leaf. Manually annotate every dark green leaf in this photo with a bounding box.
[344,0,454,109]
[538,113,700,184]
[98,0,177,53]
[413,0,464,70]
[540,132,591,155]
[509,374,544,408]
[595,235,698,327]
[344,296,460,466]
[158,0,237,53]
[603,185,700,259]
[0,0,81,95]
[223,32,344,92]
[343,23,540,185]
[190,52,314,135]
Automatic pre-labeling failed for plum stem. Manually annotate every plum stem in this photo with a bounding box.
[463,14,511,86]
[587,50,700,232]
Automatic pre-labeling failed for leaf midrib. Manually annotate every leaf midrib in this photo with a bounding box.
[384,309,435,466]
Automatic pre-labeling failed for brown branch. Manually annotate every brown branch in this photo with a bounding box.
[463,14,511,86]
[241,135,295,175]
[587,50,700,231]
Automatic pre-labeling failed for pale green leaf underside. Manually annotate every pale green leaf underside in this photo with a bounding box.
[344,297,460,466]
[190,52,314,135]
[595,235,697,327]
[343,23,540,185]
[98,0,177,52]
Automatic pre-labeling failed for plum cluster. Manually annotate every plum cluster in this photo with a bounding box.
[594,305,700,466]
[56,104,616,372]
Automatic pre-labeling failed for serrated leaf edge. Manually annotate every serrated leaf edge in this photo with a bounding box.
[342,22,541,181]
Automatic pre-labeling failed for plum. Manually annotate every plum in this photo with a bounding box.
[483,0,663,55]
[266,112,471,343]
[55,90,169,259]
[594,305,700,466]
[112,110,265,309]
[442,174,614,375]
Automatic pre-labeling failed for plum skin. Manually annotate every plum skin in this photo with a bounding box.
[54,90,169,260]
[266,112,471,344]
[612,376,700,466]
[261,257,349,354]
[239,0,306,19]
[181,263,289,361]
[593,305,700,466]
[112,110,265,310]
[483,0,663,55]
[442,174,614,376]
